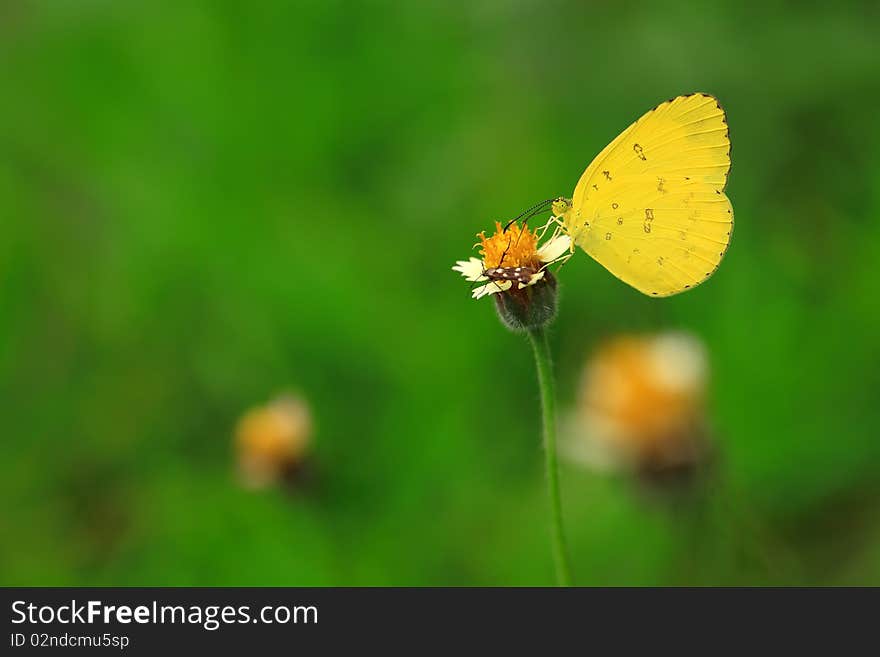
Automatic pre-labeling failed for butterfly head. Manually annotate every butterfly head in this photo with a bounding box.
[552,197,572,218]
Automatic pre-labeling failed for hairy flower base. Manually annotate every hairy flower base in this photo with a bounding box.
[494,271,558,331]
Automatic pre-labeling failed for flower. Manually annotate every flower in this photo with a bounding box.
[453,220,571,331]
[234,393,313,489]
[452,221,571,300]
[453,214,576,581]
[562,332,712,482]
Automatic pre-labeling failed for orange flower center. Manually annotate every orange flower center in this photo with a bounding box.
[478,222,541,269]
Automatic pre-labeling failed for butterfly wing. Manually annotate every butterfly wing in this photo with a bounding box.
[564,93,732,297]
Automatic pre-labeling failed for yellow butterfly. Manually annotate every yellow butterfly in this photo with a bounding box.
[552,93,732,297]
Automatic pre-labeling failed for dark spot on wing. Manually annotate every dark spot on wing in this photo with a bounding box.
[643,208,654,233]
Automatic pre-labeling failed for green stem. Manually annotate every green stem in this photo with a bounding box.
[527,325,573,586]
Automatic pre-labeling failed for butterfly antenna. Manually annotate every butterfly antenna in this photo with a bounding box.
[503,198,555,232]
[500,200,554,266]
[497,234,513,267]
[500,211,538,267]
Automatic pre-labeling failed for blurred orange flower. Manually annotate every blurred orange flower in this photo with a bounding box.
[564,332,711,480]
[235,394,313,489]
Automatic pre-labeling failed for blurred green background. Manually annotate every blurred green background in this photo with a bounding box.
[2,0,879,586]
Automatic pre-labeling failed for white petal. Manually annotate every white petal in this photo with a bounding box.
[471,283,491,299]
[537,234,571,263]
[518,270,545,289]
[486,280,513,296]
[472,280,512,299]
[452,257,487,282]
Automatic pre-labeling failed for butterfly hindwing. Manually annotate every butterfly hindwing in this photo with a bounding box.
[564,94,733,297]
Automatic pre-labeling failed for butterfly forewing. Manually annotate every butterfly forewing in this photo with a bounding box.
[565,94,733,297]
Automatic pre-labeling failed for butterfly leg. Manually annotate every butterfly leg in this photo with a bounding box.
[547,250,573,269]
[535,214,566,241]
[537,222,574,272]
